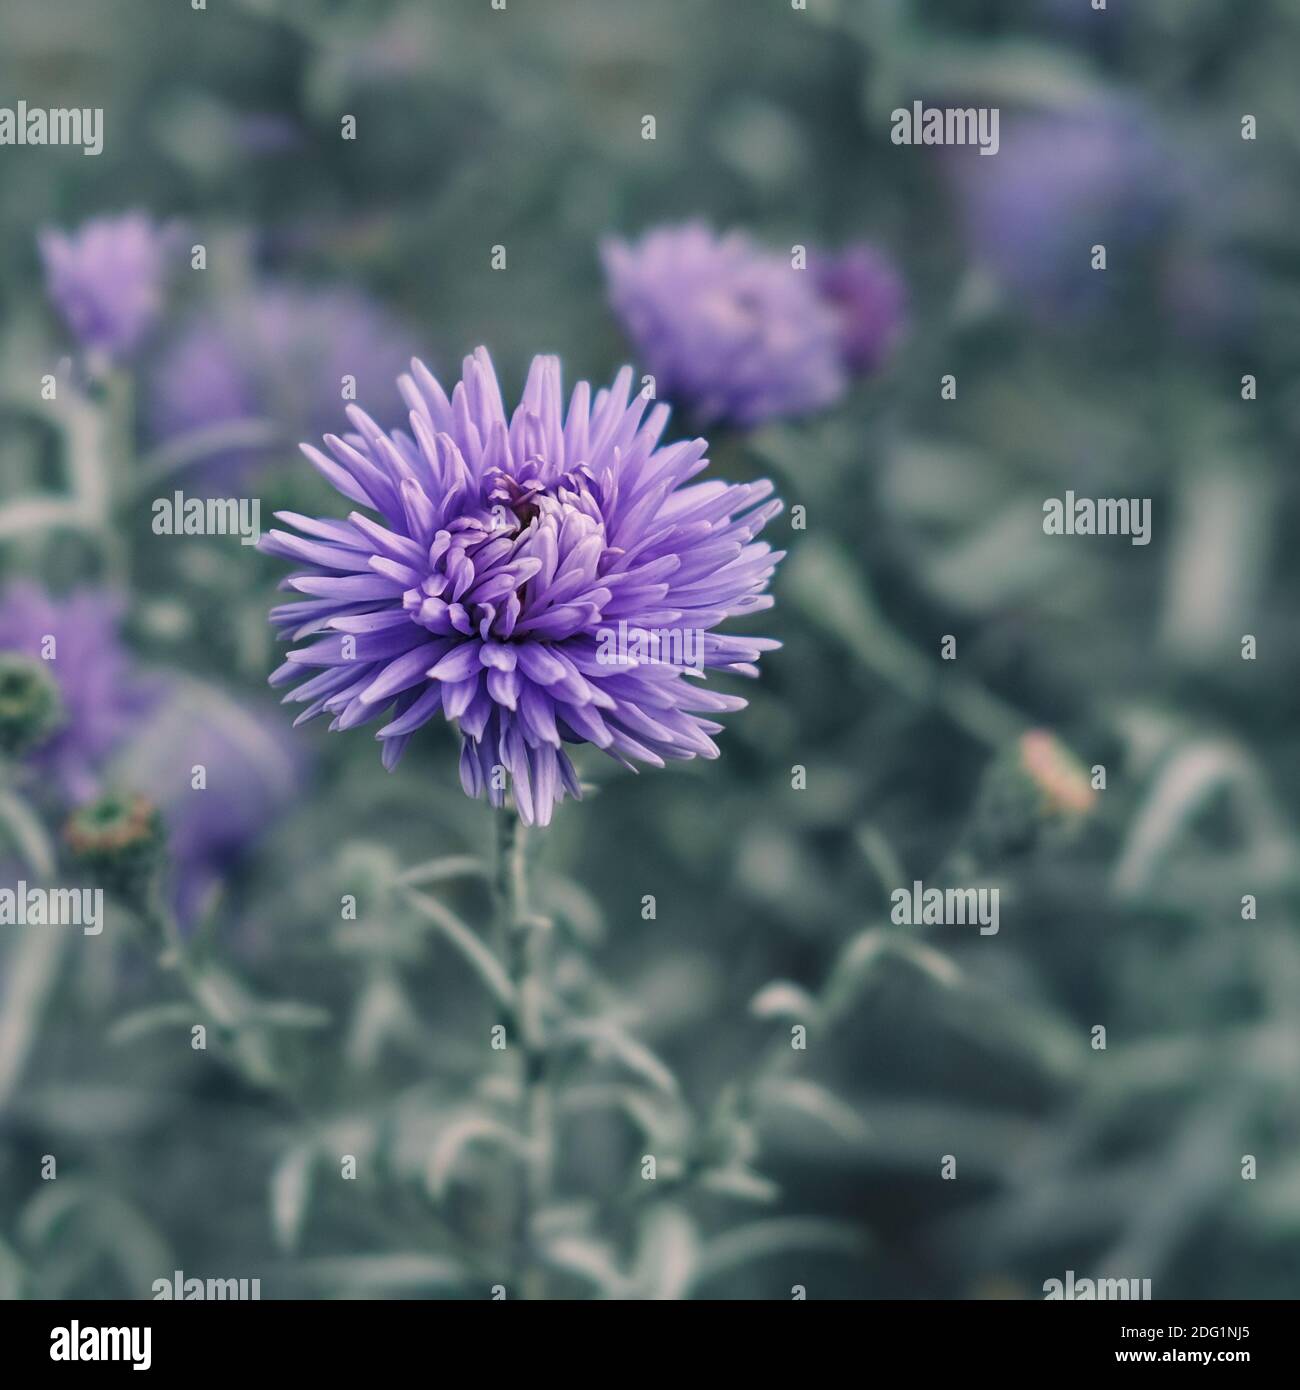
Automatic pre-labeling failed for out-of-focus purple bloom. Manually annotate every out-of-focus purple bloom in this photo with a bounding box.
[0,585,299,928]
[601,222,846,427]
[147,283,424,486]
[811,243,907,373]
[38,212,179,362]
[115,686,303,928]
[0,583,156,804]
[233,112,303,156]
[261,348,783,827]
[948,105,1177,315]
[1159,248,1259,349]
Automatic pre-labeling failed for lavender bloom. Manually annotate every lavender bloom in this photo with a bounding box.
[601,223,846,427]
[261,348,783,827]
[0,583,155,804]
[115,686,302,928]
[810,243,907,374]
[147,284,423,486]
[948,105,1176,315]
[1159,247,1259,348]
[38,212,178,361]
[233,112,303,156]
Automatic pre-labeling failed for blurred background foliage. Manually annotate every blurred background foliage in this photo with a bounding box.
[1,0,1299,1299]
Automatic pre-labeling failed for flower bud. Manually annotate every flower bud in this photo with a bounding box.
[0,654,64,757]
[971,729,1095,858]
[64,792,166,907]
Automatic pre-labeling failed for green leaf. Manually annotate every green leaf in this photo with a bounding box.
[395,855,488,887]
[345,972,417,1071]
[133,418,280,489]
[539,1234,630,1299]
[190,965,254,1029]
[820,927,960,1023]
[0,924,70,1109]
[108,1004,196,1046]
[896,38,1112,111]
[755,1078,871,1148]
[696,1166,781,1205]
[1113,739,1290,899]
[19,1182,173,1294]
[425,1111,524,1200]
[536,870,605,946]
[785,539,1024,749]
[244,1000,332,1031]
[749,981,819,1023]
[291,1253,469,1294]
[559,1018,680,1097]
[0,1234,28,1300]
[404,888,514,1008]
[271,1143,317,1254]
[631,1205,699,1301]
[0,789,56,876]
[558,1083,688,1149]
[0,496,95,543]
[685,1218,868,1295]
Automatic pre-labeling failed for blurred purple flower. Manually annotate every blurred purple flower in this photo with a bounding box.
[261,347,783,827]
[1159,247,1259,348]
[0,583,156,804]
[38,212,179,362]
[948,105,1177,315]
[601,222,846,427]
[811,243,907,373]
[117,686,303,928]
[233,112,303,156]
[0,585,301,929]
[147,283,424,486]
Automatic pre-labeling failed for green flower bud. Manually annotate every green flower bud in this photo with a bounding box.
[971,730,1096,859]
[64,792,166,907]
[0,654,64,757]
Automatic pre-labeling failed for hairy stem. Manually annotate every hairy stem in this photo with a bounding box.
[493,810,553,1299]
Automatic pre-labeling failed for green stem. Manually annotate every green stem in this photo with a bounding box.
[493,811,552,1299]
[0,772,66,1109]
[94,369,134,587]
[787,543,1029,751]
[133,417,279,490]
[136,886,286,1098]
[136,883,487,1276]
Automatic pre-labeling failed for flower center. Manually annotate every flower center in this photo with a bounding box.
[401,465,607,643]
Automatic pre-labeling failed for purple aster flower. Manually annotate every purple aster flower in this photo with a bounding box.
[947,105,1177,316]
[147,283,424,487]
[601,222,846,427]
[0,583,156,804]
[261,348,783,828]
[810,243,907,374]
[233,112,303,156]
[38,212,179,362]
[1158,246,1259,349]
[113,686,303,929]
